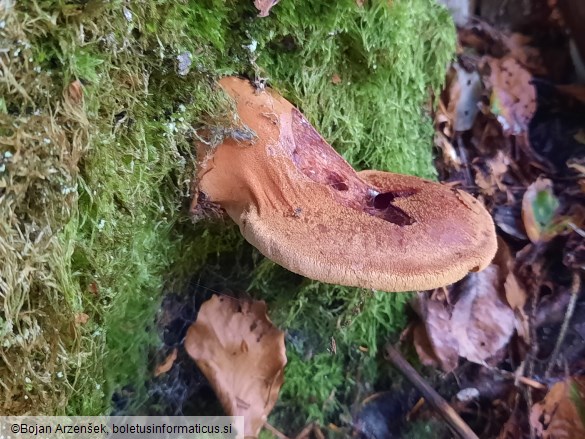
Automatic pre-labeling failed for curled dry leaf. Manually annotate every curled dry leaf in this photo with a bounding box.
[485,55,536,134]
[434,132,461,170]
[184,295,286,438]
[530,377,585,439]
[412,323,440,367]
[414,265,516,372]
[451,63,482,132]
[67,80,83,104]
[254,0,280,17]
[522,177,560,243]
[74,313,89,325]
[154,348,178,377]
[493,237,530,342]
[473,150,510,197]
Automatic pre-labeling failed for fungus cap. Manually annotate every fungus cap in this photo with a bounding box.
[195,77,497,292]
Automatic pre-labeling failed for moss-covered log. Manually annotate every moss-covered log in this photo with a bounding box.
[0,0,454,429]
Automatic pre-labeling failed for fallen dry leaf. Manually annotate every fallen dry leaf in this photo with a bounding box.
[74,313,89,325]
[67,80,83,104]
[504,33,547,76]
[493,237,530,342]
[485,55,536,134]
[473,150,510,196]
[154,348,177,377]
[254,0,280,17]
[530,377,585,439]
[412,322,440,367]
[184,295,286,438]
[434,132,461,170]
[415,265,516,372]
[451,62,483,131]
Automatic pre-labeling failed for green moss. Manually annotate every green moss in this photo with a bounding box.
[246,0,454,176]
[0,0,454,429]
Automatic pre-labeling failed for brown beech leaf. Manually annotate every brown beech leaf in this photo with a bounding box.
[184,295,286,438]
[254,0,280,17]
[154,348,177,377]
[473,150,510,197]
[417,265,516,372]
[530,377,585,439]
[485,55,536,134]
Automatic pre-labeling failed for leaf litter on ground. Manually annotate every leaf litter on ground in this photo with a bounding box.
[410,4,585,438]
[530,376,585,439]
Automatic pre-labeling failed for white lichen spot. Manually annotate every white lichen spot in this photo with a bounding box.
[244,39,258,53]
[43,138,51,144]
[122,6,133,22]
[56,371,63,379]
[61,185,77,195]
[24,377,31,384]
[176,52,192,76]
[97,219,106,230]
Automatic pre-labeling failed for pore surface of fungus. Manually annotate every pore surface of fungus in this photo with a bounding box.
[194,77,497,292]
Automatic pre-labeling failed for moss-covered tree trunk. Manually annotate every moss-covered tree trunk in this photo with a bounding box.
[0,0,454,428]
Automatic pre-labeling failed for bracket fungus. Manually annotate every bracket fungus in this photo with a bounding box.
[193,77,497,292]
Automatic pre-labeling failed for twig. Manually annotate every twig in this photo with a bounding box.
[384,344,480,439]
[264,422,290,439]
[545,273,582,378]
[293,423,314,439]
[312,424,325,439]
[455,133,474,188]
[568,222,585,238]
[524,386,535,439]
[489,367,546,390]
